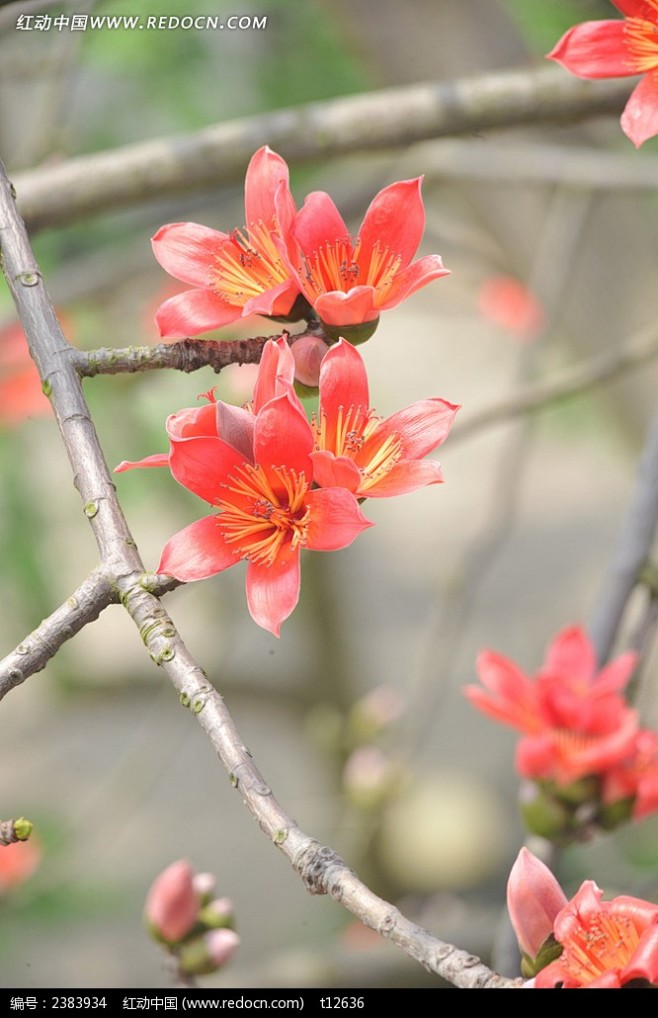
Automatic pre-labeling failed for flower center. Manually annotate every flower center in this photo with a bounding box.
[559,911,640,985]
[624,4,658,73]
[212,219,290,306]
[216,462,310,566]
[313,404,403,493]
[300,237,402,304]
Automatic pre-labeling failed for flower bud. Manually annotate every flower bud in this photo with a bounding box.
[178,929,240,976]
[198,896,235,929]
[343,746,400,809]
[349,685,405,743]
[144,860,199,944]
[192,872,216,903]
[507,848,567,960]
[290,334,330,388]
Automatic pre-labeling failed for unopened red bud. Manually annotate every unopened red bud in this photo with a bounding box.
[507,848,567,960]
[290,335,330,387]
[144,860,199,944]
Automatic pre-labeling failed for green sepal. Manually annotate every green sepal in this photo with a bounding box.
[320,317,379,346]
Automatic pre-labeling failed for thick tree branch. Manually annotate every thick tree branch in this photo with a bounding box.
[0,158,516,988]
[12,67,631,232]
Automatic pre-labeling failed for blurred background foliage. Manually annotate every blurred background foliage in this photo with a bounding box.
[2,0,658,989]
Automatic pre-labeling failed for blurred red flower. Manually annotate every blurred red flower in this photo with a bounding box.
[465,625,639,784]
[478,275,544,341]
[0,835,41,893]
[0,322,51,426]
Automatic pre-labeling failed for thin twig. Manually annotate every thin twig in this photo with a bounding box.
[0,817,32,845]
[0,568,115,699]
[0,158,517,988]
[73,336,273,377]
[11,67,631,232]
[452,326,658,444]
[0,569,180,700]
[589,408,658,665]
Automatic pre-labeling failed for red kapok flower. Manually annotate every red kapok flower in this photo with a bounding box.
[547,1,658,147]
[535,879,658,988]
[118,365,372,636]
[465,625,639,785]
[153,146,303,338]
[310,338,459,498]
[281,177,450,336]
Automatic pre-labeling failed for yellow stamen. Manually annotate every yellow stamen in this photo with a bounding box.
[561,911,640,984]
[212,219,289,306]
[217,463,310,566]
[301,237,402,304]
[313,404,402,492]
[625,6,658,73]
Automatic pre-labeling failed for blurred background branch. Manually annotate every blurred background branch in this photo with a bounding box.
[13,67,631,232]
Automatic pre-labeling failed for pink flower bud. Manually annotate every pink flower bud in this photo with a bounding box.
[507,848,567,959]
[178,928,240,977]
[192,872,216,902]
[290,334,330,387]
[198,896,235,929]
[205,928,240,968]
[144,859,199,943]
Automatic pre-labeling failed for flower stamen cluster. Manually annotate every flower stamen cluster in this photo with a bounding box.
[217,463,311,567]
[625,4,658,73]
[212,221,290,306]
[300,237,402,305]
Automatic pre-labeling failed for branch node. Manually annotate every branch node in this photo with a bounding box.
[377,911,399,936]
[0,817,33,845]
[16,271,40,287]
[293,841,350,896]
